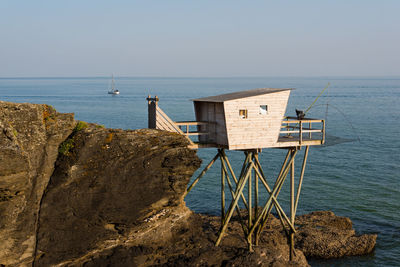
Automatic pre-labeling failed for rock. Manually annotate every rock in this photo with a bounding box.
[0,102,376,266]
[35,126,201,266]
[295,211,377,258]
[72,212,309,267]
[0,102,75,266]
[33,124,308,266]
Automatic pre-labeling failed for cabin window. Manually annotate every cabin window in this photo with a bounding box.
[239,109,248,119]
[259,105,268,115]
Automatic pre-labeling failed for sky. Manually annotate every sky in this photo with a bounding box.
[0,0,399,77]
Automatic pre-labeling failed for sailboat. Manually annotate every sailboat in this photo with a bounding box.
[107,75,120,95]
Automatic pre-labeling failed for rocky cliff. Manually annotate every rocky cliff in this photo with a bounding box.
[0,102,75,266]
[0,101,376,266]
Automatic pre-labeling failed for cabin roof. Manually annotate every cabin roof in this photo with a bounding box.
[192,88,293,103]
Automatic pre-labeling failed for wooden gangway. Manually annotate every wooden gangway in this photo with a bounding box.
[147,96,208,147]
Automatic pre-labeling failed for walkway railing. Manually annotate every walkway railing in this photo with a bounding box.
[155,106,185,134]
[175,121,210,136]
[280,117,325,145]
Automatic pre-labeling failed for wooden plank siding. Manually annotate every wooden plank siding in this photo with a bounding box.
[194,102,208,143]
[223,90,290,150]
[215,103,228,145]
[194,101,228,146]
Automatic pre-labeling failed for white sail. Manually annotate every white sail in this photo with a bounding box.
[108,74,120,95]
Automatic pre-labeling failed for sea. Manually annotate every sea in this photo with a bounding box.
[0,77,399,267]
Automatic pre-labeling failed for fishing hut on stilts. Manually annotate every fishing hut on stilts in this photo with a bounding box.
[147,88,325,259]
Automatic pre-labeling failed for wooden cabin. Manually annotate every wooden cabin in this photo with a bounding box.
[147,88,325,150]
[192,88,291,150]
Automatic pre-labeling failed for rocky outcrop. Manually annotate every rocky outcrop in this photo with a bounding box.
[295,211,377,258]
[35,126,201,266]
[33,123,308,266]
[0,102,75,266]
[0,101,376,266]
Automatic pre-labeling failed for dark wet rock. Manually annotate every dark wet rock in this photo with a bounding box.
[295,211,377,258]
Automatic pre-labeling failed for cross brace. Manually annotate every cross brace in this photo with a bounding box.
[185,146,310,259]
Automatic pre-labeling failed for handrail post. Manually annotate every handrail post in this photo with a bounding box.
[147,95,159,129]
[322,120,325,144]
[299,121,303,145]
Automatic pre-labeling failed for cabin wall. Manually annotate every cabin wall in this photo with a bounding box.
[223,90,290,150]
[214,103,228,145]
[194,102,206,143]
[194,101,228,146]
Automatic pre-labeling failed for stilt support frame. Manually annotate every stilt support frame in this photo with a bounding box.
[185,146,310,258]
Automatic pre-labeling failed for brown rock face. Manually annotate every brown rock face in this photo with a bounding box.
[66,212,309,267]
[0,102,376,266]
[295,211,377,258]
[35,127,201,266]
[32,126,308,266]
[0,102,75,266]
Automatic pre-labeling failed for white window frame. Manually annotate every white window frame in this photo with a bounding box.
[259,105,268,115]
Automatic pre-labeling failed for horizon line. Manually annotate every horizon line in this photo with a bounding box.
[1,75,400,80]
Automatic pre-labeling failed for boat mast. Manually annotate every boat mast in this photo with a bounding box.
[111,74,115,91]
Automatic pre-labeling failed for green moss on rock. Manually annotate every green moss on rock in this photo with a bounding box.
[74,121,88,132]
[58,138,75,156]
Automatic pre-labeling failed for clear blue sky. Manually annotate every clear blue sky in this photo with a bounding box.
[1,0,399,77]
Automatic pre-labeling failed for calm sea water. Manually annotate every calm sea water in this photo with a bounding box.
[1,77,399,266]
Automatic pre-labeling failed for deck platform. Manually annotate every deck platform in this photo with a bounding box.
[186,117,325,150]
[188,137,323,150]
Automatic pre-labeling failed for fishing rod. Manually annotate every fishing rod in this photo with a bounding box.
[305,82,330,114]
[295,82,330,120]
